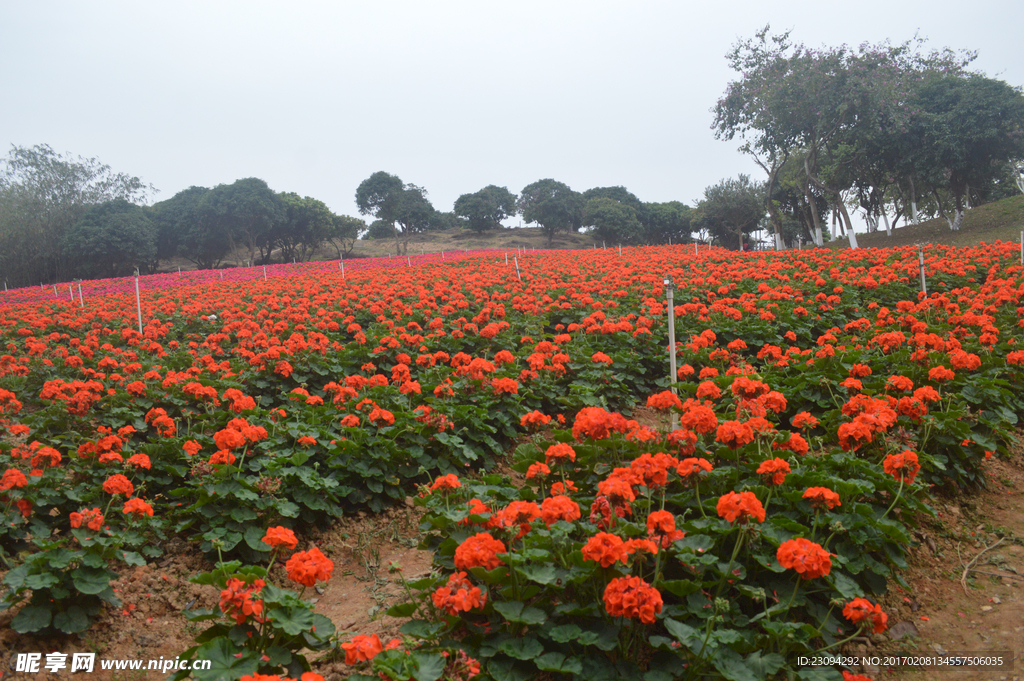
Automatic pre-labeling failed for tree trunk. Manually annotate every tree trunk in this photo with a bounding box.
[908,176,918,224]
[835,200,858,249]
[881,209,891,237]
[802,184,824,247]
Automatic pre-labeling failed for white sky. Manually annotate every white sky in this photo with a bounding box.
[2,1,1021,229]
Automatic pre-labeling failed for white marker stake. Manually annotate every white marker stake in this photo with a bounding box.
[505,252,508,264]
[694,242,698,255]
[78,282,83,307]
[53,286,57,295]
[134,275,143,335]
[1020,230,1023,265]
[68,285,73,301]
[263,266,267,281]
[178,266,181,276]
[618,245,622,256]
[442,251,445,260]
[918,246,927,296]
[514,256,521,281]
[407,256,411,266]
[341,257,345,278]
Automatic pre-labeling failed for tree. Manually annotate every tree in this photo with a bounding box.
[582,197,643,245]
[643,201,692,244]
[324,215,364,258]
[693,175,766,250]
[275,193,333,262]
[355,172,433,254]
[63,200,156,279]
[0,144,152,286]
[907,73,1024,230]
[149,186,224,269]
[454,185,518,233]
[198,178,283,265]
[517,179,583,246]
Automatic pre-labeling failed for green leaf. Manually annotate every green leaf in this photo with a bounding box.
[535,653,582,674]
[658,579,700,598]
[827,570,863,600]
[411,652,447,681]
[53,606,90,634]
[267,605,314,636]
[12,605,52,633]
[400,619,445,639]
[190,637,260,681]
[498,637,544,660]
[516,564,562,585]
[494,600,547,625]
[71,566,115,595]
[545,623,582,643]
[244,525,271,552]
[387,602,418,618]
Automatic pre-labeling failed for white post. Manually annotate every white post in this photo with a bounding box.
[665,276,678,402]
[178,266,181,276]
[263,266,267,281]
[341,257,345,278]
[505,252,508,264]
[134,274,143,335]
[220,271,223,279]
[694,242,697,255]
[603,241,606,249]
[917,246,927,296]
[53,286,57,295]
[618,245,621,256]
[1020,231,1023,265]
[442,251,445,260]
[78,282,83,307]
[68,285,73,301]
[407,256,411,266]
[514,256,521,281]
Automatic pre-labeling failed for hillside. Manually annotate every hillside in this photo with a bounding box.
[829,194,1024,249]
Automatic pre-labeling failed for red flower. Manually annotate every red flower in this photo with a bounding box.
[262,526,298,550]
[341,634,384,665]
[454,533,506,571]
[716,420,754,449]
[883,450,920,484]
[432,571,486,616]
[544,442,576,465]
[220,577,265,625]
[716,491,765,524]
[285,547,334,587]
[122,498,154,517]
[429,474,462,493]
[791,412,818,430]
[540,495,580,526]
[756,458,790,485]
[495,501,542,539]
[603,575,663,624]
[70,507,104,531]
[582,532,629,567]
[777,538,832,579]
[843,598,888,633]
[646,510,685,548]
[526,462,551,480]
[676,457,712,480]
[802,487,841,510]
[646,391,683,411]
[102,474,134,496]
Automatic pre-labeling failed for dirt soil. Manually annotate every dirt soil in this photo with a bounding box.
[2,432,1022,680]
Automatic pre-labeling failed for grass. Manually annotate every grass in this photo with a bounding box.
[828,194,1024,250]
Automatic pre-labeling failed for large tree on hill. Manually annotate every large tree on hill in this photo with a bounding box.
[63,199,156,279]
[275,193,333,263]
[517,179,583,246]
[582,197,643,245]
[454,185,518,234]
[643,201,692,244]
[355,171,434,254]
[0,144,152,286]
[693,175,766,250]
[198,178,283,266]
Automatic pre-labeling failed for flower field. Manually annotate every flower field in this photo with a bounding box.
[1,243,1022,681]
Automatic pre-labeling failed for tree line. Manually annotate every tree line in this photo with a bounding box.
[3,31,1021,286]
[713,27,1024,248]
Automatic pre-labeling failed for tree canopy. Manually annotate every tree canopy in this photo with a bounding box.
[518,179,583,246]
[693,175,766,250]
[454,185,518,234]
[64,200,156,279]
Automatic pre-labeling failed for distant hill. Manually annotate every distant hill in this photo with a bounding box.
[828,194,1024,249]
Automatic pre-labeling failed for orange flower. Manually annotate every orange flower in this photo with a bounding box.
[454,532,506,571]
[715,420,754,449]
[432,571,486,616]
[102,474,134,496]
[544,442,576,465]
[520,410,552,429]
[429,474,462,493]
[646,391,683,411]
[122,498,154,517]
[220,577,265,625]
[843,598,888,633]
[802,486,841,510]
[791,412,818,430]
[756,458,790,485]
[883,450,920,485]
[716,491,765,524]
[126,453,151,470]
[70,507,104,531]
[495,501,542,539]
[262,526,298,550]
[581,532,629,567]
[603,575,663,624]
[0,468,28,491]
[676,457,712,479]
[646,510,685,548]
[540,495,581,526]
[526,462,551,480]
[285,547,334,587]
[341,633,384,665]
[777,538,832,579]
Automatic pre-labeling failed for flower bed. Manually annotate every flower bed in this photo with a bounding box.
[0,243,1021,680]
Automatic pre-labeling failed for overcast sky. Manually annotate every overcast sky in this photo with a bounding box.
[2,1,1021,229]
